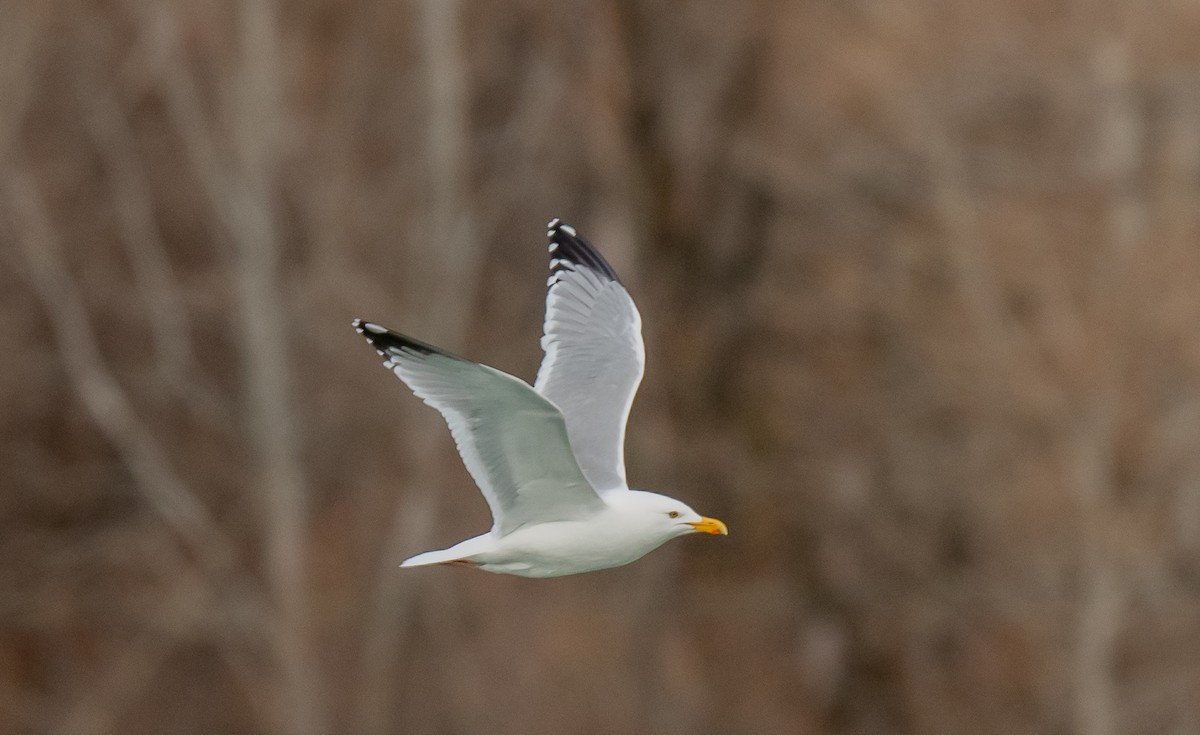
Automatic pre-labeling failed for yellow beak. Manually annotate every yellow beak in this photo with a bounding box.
[688,516,729,535]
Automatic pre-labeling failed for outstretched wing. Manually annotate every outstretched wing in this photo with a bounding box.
[533,219,645,493]
[354,319,604,536]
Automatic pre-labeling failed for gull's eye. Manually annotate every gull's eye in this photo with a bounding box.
[667,511,680,519]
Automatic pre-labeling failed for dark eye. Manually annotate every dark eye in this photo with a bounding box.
[668,511,680,519]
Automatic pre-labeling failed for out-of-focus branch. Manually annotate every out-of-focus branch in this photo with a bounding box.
[419,0,481,341]
[0,13,283,732]
[231,2,323,733]
[71,56,193,384]
[145,8,242,238]
[142,532,281,731]
[1070,425,1120,735]
[69,15,236,432]
[898,106,1021,389]
[1069,40,1143,735]
[3,170,237,575]
[1157,95,1200,566]
[53,525,281,735]
[4,163,294,724]
[144,2,324,732]
[352,490,436,735]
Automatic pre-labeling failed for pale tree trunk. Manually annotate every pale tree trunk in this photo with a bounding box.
[1071,39,1142,735]
[229,2,323,734]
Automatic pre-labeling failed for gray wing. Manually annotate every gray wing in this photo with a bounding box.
[354,319,605,536]
[533,219,645,493]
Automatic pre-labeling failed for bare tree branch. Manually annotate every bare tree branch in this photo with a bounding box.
[69,13,235,432]
[3,169,238,575]
[71,54,193,383]
[1069,39,1143,735]
[229,2,323,733]
[136,4,325,732]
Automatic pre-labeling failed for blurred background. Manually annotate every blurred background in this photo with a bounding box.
[3,1,1200,734]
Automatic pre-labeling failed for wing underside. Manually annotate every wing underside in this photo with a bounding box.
[354,319,604,535]
[534,220,645,493]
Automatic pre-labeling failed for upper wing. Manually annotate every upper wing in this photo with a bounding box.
[533,219,645,493]
[354,319,605,536]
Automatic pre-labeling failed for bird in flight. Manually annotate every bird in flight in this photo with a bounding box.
[353,218,726,577]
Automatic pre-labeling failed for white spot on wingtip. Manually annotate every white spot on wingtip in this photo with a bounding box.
[548,240,559,252]
[363,322,387,334]
[560,224,576,236]
[547,217,560,228]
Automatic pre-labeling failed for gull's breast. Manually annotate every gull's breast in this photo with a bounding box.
[479,515,667,578]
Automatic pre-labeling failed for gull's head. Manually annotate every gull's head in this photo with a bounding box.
[616,490,728,539]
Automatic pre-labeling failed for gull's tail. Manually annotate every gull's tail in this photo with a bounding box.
[400,536,491,568]
[400,548,470,568]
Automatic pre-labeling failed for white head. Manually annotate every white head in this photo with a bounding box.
[611,490,728,540]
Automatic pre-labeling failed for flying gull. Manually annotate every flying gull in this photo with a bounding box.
[353,218,726,577]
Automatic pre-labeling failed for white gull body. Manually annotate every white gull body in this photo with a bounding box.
[353,219,726,578]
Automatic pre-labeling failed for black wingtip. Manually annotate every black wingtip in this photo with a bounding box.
[352,319,439,357]
[545,218,622,284]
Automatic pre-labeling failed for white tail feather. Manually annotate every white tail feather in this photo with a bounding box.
[400,547,470,568]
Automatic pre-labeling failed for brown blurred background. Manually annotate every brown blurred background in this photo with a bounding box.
[3,1,1200,734]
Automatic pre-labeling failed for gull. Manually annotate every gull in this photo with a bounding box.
[353,218,726,577]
